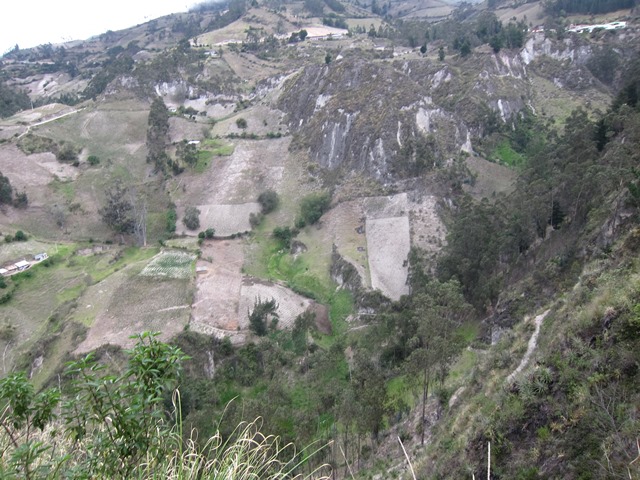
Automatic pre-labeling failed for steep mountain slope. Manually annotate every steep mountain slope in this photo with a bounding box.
[0,1,639,478]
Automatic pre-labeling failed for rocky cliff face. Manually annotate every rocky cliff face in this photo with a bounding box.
[278,49,534,182]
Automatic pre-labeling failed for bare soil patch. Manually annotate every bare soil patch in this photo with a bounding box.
[238,277,312,330]
[168,117,209,144]
[191,238,315,342]
[191,239,244,336]
[321,199,370,287]
[366,216,411,301]
[309,302,331,335]
[75,272,192,354]
[179,202,261,237]
[174,138,290,207]
[212,105,287,137]
[303,192,444,295]
[0,145,75,190]
[408,194,446,255]
[464,156,517,200]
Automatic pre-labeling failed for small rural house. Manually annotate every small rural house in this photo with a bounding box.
[34,253,48,261]
[15,260,30,271]
[0,268,7,276]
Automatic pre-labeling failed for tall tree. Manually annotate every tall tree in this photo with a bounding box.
[146,97,170,172]
[0,172,13,205]
[404,279,471,445]
[100,181,135,236]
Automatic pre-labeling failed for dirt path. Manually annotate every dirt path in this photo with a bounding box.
[17,108,83,138]
[507,309,550,383]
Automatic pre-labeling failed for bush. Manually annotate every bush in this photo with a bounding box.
[56,143,79,162]
[204,228,215,239]
[183,206,201,230]
[257,190,279,214]
[0,333,329,479]
[249,212,264,228]
[236,118,248,129]
[167,208,177,233]
[87,155,100,166]
[272,226,298,249]
[13,191,28,208]
[4,235,12,243]
[296,191,331,227]
[249,298,278,336]
[13,230,27,241]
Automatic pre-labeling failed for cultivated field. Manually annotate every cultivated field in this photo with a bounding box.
[409,194,447,255]
[191,239,244,336]
[238,277,312,330]
[191,239,312,343]
[174,138,290,207]
[464,156,517,200]
[182,203,261,237]
[366,216,411,301]
[75,250,194,353]
[140,250,196,279]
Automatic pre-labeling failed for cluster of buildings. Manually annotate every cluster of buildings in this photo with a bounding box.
[0,252,47,277]
[531,20,627,34]
[567,21,627,33]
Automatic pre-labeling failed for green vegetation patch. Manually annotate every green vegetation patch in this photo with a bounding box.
[202,138,234,156]
[194,139,234,173]
[140,250,196,279]
[493,140,524,167]
[194,150,214,173]
[17,134,58,155]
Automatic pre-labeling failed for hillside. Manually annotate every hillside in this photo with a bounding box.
[0,0,639,478]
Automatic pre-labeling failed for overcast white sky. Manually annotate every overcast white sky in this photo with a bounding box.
[1,1,203,55]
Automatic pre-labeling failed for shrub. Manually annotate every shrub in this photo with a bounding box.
[249,298,278,336]
[56,143,79,162]
[236,118,248,129]
[0,334,330,478]
[13,230,27,241]
[167,208,177,233]
[0,322,16,341]
[296,191,331,227]
[273,226,297,249]
[13,191,28,208]
[87,155,100,166]
[204,228,215,239]
[183,206,201,230]
[4,235,12,243]
[257,190,279,214]
[249,212,264,228]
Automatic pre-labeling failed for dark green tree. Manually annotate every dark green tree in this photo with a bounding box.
[296,191,331,227]
[183,206,201,230]
[177,140,198,167]
[257,190,279,214]
[0,81,30,118]
[147,97,170,172]
[0,172,13,205]
[248,298,279,336]
[404,279,471,445]
[100,181,135,235]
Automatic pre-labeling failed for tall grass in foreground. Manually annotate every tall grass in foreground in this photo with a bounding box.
[0,333,330,479]
[140,416,330,480]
